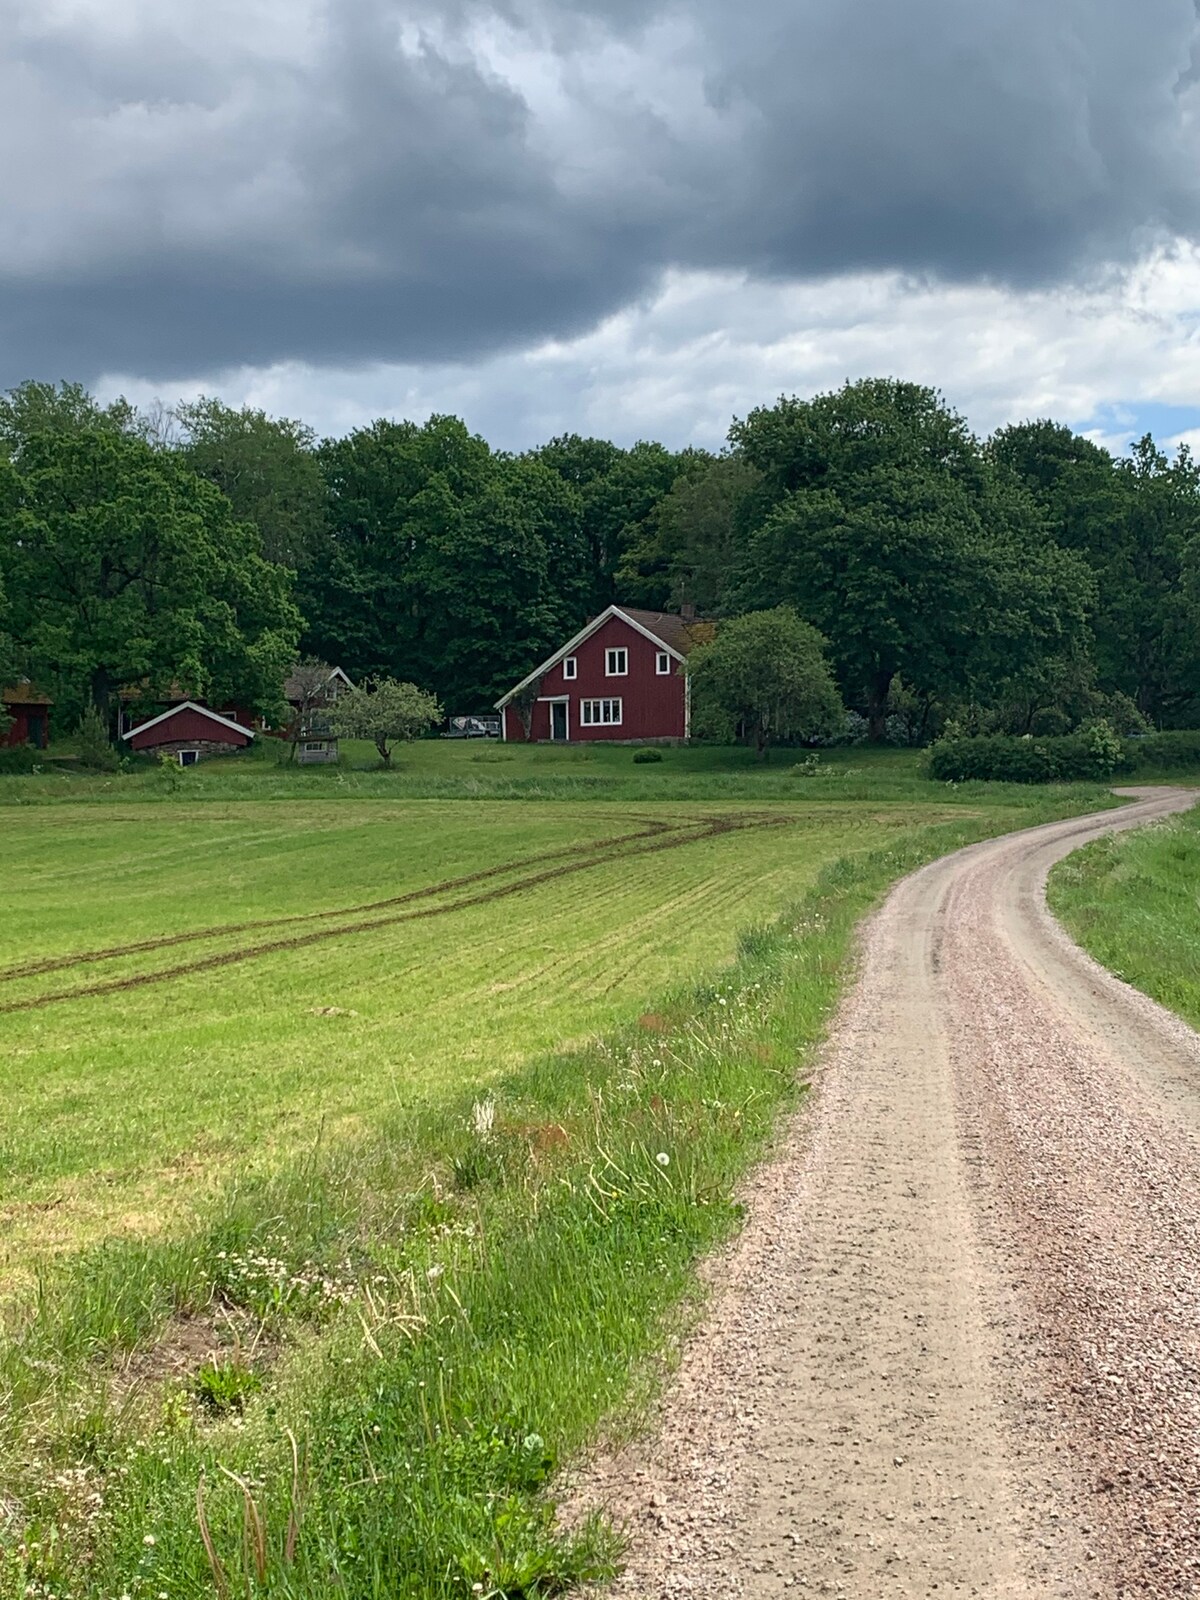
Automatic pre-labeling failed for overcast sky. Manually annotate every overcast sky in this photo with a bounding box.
[7,0,1200,451]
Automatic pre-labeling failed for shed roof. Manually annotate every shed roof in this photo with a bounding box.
[120,700,255,743]
[2,680,53,706]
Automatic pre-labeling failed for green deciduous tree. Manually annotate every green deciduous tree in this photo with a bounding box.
[328,676,442,765]
[304,416,591,711]
[176,397,328,570]
[991,421,1200,725]
[532,434,688,611]
[728,381,1093,739]
[0,383,300,728]
[686,607,844,759]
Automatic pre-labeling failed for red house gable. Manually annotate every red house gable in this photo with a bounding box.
[122,701,255,755]
[496,607,701,744]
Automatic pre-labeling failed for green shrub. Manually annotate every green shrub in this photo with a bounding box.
[0,746,40,774]
[928,729,1136,784]
[632,747,664,764]
[1128,729,1200,770]
[76,706,119,771]
[929,725,1200,783]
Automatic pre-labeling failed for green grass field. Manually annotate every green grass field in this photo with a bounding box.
[1049,804,1200,1029]
[0,745,1132,1600]
[0,797,954,1278]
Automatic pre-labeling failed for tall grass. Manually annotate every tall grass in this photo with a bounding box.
[3,795,1104,1600]
[1048,806,1200,1029]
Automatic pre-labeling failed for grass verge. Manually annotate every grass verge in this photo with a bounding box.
[1048,803,1200,1030]
[3,794,1114,1600]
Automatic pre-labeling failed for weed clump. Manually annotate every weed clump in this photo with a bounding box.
[632,748,663,764]
[191,1359,261,1414]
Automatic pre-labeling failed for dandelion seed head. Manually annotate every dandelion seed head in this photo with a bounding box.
[656,1152,670,1166]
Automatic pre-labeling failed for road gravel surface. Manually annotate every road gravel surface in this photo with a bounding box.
[582,788,1200,1599]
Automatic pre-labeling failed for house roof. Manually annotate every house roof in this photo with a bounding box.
[1,680,53,707]
[120,700,256,742]
[494,605,712,709]
[284,664,354,702]
[617,608,714,656]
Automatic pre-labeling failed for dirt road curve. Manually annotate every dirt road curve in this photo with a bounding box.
[586,787,1200,1600]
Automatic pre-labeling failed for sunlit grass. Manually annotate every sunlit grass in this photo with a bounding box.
[0,799,975,1276]
[1049,806,1200,1028]
[0,759,1120,1600]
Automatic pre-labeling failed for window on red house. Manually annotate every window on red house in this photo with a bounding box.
[605,648,628,676]
[581,699,622,726]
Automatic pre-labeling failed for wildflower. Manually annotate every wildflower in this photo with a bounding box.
[717,996,728,1006]
[656,1152,670,1167]
[143,1534,156,1547]
[427,1264,444,1281]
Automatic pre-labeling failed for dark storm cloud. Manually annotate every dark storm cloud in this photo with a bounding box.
[2,0,1199,381]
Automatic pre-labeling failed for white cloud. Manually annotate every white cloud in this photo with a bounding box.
[95,240,1200,451]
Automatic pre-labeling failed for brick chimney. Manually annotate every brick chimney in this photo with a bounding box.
[680,601,696,621]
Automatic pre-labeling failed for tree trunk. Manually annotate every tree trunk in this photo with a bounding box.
[91,668,116,740]
[866,670,893,742]
[377,737,392,766]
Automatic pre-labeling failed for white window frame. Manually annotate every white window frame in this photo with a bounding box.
[605,647,628,677]
[303,740,329,754]
[177,749,200,767]
[580,698,623,727]
[656,651,671,675]
[563,656,577,680]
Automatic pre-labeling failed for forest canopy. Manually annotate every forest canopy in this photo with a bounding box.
[1,376,1197,742]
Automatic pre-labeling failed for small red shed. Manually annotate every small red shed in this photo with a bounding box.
[495,606,712,744]
[2,682,53,749]
[122,701,255,765]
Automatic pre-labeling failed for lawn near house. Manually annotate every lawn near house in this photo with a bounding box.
[0,748,1131,1600]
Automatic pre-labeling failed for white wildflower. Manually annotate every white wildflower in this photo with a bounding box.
[656,1152,670,1167]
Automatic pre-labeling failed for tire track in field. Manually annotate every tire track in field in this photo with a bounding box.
[0,817,688,985]
[0,814,796,1015]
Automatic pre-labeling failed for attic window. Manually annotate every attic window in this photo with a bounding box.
[563,656,577,680]
[605,648,628,677]
[656,651,671,674]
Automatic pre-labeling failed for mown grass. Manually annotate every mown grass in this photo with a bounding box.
[0,759,1122,1600]
[1048,804,1200,1029]
[0,800,961,1278]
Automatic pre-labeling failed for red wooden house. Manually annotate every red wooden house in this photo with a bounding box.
[2,682,53,748]
[495,606,711,744]
[121,701,255,765]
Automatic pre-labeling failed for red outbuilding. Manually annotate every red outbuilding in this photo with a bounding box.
[121,701,255,765]
[2,682,53,748]
[495,606,711,744]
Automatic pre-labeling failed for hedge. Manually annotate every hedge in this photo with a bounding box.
[928,729,1200,784]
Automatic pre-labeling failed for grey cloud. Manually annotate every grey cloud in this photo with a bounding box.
[2,0,1200,383]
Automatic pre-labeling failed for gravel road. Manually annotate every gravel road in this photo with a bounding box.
[578,787,1200,1600]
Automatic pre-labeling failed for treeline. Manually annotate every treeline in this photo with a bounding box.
[1,377,1198,740]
